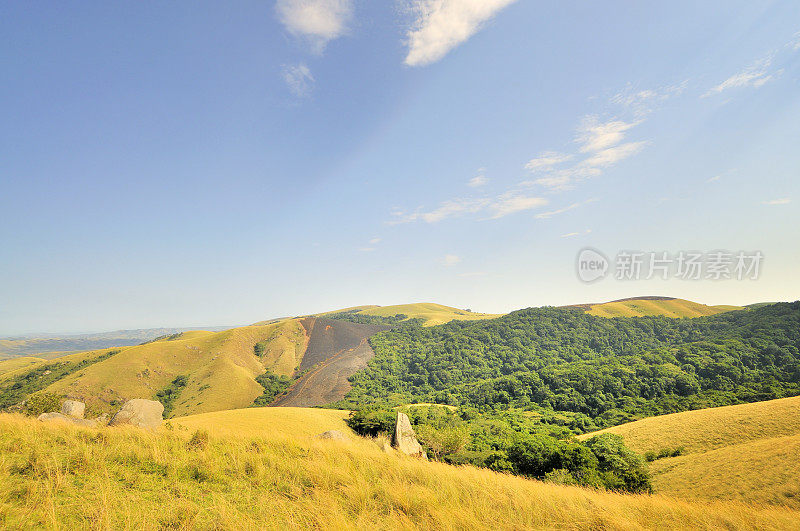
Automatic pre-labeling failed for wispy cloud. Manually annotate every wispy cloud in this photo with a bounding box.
[577,117,639,153]
[561,229,592,238]
[390,190,547,224]
[789,32,800,51]
[468,174,487,187]
[703,58,778,98]
[524,152,572,172]
[611,81,687,117]
[441,254,461,266]
[535,198,597,220]
[707,175,721,183]
[276,0,353,52]
[404,0,519,67]
[582,141,647,168]
[528,116,647,192]
[486,193,547,219]
[358,237,382,252]
[282,63,315,97]
[762,198,791,205]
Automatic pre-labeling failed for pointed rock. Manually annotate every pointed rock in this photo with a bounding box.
[393,412,427,459]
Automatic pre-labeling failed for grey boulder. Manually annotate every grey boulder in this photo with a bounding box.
[109,399,164,429]
[392,412,427,459]
[61,400,85,418]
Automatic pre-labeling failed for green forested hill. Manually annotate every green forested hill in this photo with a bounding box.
[337,302,800,427]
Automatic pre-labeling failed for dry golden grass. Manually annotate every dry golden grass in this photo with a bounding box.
[171,407,351,438]
[585,298,742,318]
[0,356,47,379]
[583,395,800,454]
[649,433,800,508]
[42,322,308,417]
[582,396,800,508]
[1,413,798,530]
[336,303,503,326]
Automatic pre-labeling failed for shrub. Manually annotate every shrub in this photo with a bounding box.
[346,409,396,437]
[187,430,210,451]
[23,392,61,417]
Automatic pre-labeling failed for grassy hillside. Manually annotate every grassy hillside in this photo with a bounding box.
[1,413,798,529]
[0,326,233,358]
[581,297,743,318]
[583,396,800,507]
[320,302,503,326]
[171,406,351,438]
[0,356,46,379]
[42,321,307,417]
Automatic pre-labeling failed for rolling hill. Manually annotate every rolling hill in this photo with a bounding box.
[1,410,798,529]
[0,326,234,359]
[0,299,790,425]
[582,396,800,508]
[572,296,743,318]
[341,303,503,326]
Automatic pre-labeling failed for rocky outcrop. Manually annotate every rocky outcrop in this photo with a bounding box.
[393,412,427,459]
[38,412,98,428]
[109,399,164,429]
[61,400,85,418]
[318,430,346,441]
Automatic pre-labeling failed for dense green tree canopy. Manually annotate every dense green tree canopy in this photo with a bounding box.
[335,303,800,426]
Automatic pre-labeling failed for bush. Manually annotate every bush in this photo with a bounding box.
[584,434,652,493]
[416,425,470,460]
[346,409,396,437]
[187,430,210,450]
[252,371,291,406]
[23,392,61,417]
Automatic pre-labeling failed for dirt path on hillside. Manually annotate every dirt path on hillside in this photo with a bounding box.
[271,318,388,407]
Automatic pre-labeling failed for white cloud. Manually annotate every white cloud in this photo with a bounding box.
[282,63,315,97]
[536,198,597,219]
[524,152,572,172]
[389,190,547,224]
[577,117,639,153]
[582,141,647,168]
[442,254,461,266]
[527,166,601,192]
[535,202,580,220]
[530,115,647,191]
[611,81,687,117]
[561,229,592,238]
[468,174,488,187]
[368,237,382,245]
[703,58,777,97]
[486,193,547,219]
[276,0,353,52]
[762,198,791,205]
[390,197,487,224]
[790,32,800,51]
[404,0,519,67]
[707,175,721,183]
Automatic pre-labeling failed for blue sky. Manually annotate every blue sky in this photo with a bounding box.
[1,1,799,335]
